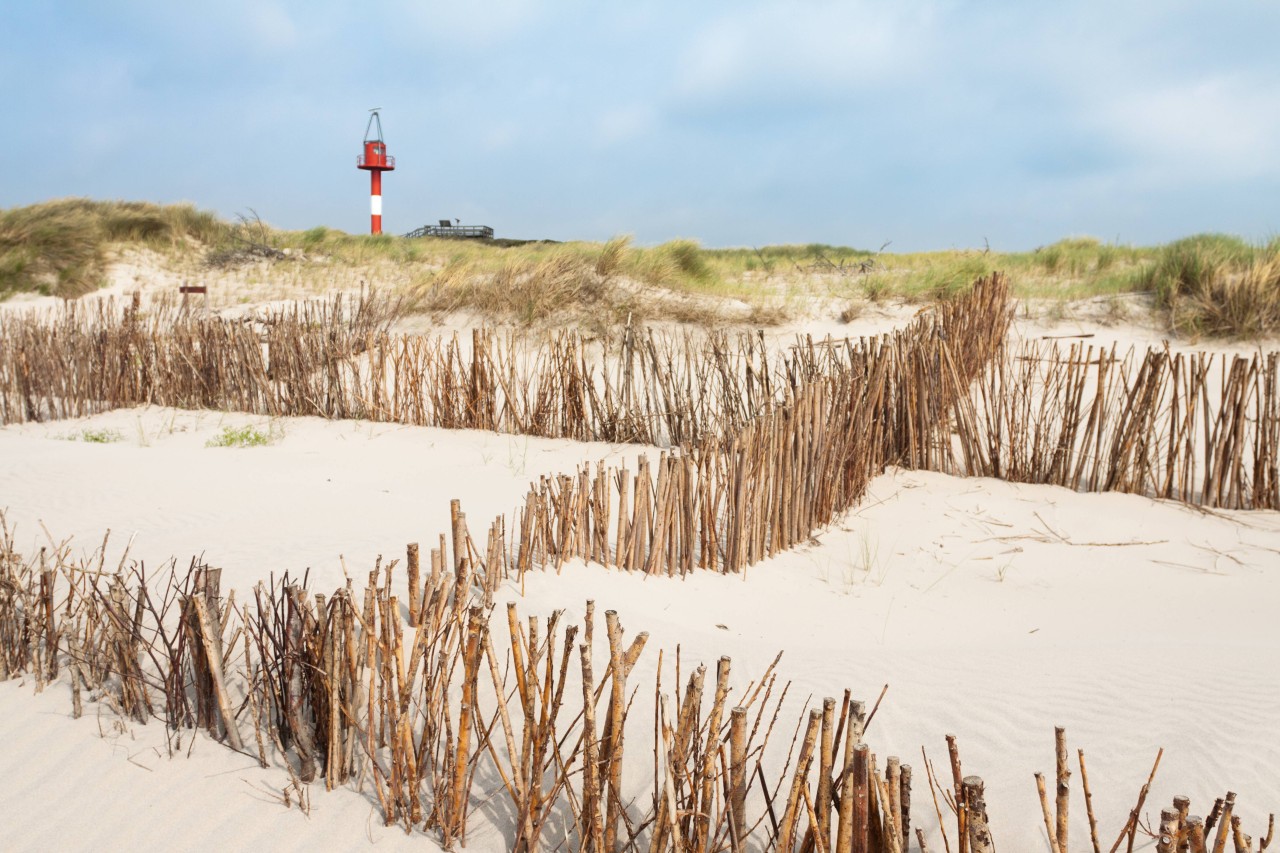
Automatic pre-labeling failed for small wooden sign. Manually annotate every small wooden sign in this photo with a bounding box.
[179,285,208,295]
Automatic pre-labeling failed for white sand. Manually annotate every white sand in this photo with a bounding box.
[0,408,653,584]
[0,677,441,852]
[2,404,1278,851]
[3,255,1279,849]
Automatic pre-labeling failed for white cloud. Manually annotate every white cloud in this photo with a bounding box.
[1089,74,1280,184]
[675,1,942,102]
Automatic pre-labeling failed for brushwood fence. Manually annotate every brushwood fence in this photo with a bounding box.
[508,314,1011,577]
[943,343,1280,509]
[1,275,1276,849]
[0,280,1007,448]
[0,278,1012,580]
[1,516,1271,852]
[4,277,1277,604]
[5,279,1275,523]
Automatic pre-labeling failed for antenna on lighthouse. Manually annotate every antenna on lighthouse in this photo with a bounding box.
[356,109,395,234]
[365,108,385,142]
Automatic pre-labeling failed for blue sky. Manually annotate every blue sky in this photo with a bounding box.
[3,1,1279,251]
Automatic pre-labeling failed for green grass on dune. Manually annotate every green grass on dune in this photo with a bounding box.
[702,236,1154,300]
[1134,234,1280,337]
[0,198,228,298]
[3,199,1277,336]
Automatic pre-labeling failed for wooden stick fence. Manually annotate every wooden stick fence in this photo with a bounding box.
[3,275,1279,847]
[0,292,782,440]
[0,276,1007,586]
[942,343,1280,509]
[509,275,1014,576]
[3,276,1278,849]
[3,277,1276,521]
[0,278,1008,447]
[1,516,1273,851]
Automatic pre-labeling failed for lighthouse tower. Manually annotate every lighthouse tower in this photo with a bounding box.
[356,108,395,234]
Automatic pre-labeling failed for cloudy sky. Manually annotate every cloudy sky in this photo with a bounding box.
[3,1,1279,251]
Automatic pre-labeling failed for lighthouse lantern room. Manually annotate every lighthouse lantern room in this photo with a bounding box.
[356,108,395,234]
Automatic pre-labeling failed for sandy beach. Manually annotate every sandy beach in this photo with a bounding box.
[2,389,1276,850]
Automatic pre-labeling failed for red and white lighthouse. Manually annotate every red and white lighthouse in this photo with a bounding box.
[356,108,395,234]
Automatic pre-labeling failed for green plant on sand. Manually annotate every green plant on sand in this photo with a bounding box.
[206,424,279,448]
[60,428,124,444]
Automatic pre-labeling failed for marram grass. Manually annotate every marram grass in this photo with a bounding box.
[3,199,1277,336]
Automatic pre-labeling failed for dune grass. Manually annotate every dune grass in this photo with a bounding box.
[708,237,1150,296]
[4,199,1278,336]
[399,236,777,332]
[0,198,228,298]
[1130,234,1280,337]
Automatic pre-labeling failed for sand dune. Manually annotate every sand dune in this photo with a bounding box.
[2,405,1276,850]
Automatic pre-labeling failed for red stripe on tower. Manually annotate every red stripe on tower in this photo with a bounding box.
[357,109,395,235]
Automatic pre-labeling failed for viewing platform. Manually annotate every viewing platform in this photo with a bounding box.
[404,220,494,239]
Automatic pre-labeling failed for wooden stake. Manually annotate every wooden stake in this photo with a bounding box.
[1080,749,1102,853]
[1056,726,1070,853]
[851,742,870,853]
[947,734,968,853]
[816,697,837,849]
[900,763,913,853]
[1187,817,1207,853]
[1036,773,1064,853]
[192,592,244,751]
[1211,793,1236,853]
[1157,808,1180,853]
[963,776,994,853]
[778,709,822,851]
[730,706,748,851]
[406,543,420,626]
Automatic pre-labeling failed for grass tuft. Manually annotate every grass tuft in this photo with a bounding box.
[0,199,229,299]
[919,256,994,301]
[660,239,714,281]
[1136,234,1280,336]
[206,424,278,448]
[595,235,632,278]
[60,427,124,443]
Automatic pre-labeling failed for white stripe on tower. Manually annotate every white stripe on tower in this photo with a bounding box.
[371,195,383,215]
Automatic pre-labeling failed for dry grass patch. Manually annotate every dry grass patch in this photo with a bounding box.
[408,237,782,331]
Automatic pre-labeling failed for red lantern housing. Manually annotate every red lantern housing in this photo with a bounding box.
[356,109,395,234]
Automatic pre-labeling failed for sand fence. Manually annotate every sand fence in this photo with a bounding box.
[1,276,1278,848]
[1,277,1275,518]
[2,514,1271,852]
[942,342,1278,509]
